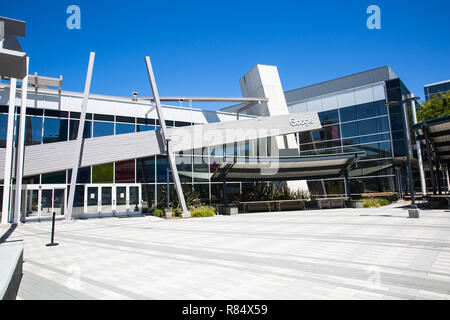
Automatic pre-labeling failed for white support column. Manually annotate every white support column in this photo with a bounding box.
[411,94,427,196]
[144,57,190,217]
[1,78,17,225]
[13,57,29,224]
[66,52,95,221]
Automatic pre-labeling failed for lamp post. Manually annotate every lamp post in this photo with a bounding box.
[386,94,420,218]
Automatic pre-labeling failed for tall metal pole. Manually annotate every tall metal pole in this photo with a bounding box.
[144,57,190,217]
[66,52,95,221]
[410,94,427,197]
[1,78,17,225]
[401,94,415,206]
[13,57,29,223]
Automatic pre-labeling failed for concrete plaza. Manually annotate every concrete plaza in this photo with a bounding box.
[1,204,450,300]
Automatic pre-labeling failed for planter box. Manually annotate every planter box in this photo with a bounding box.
[218,205,239,215]
[346,201,364,208]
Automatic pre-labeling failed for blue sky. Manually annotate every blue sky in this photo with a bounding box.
[2,0,449,109]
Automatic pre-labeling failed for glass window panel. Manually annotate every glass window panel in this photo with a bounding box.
[116,123,135,135]
[343,137,360,146]
[319,110,339,125]
[68,167,91,184]
[93,121,114,138]
[359,119,378,136]
[141,184,155,210]
[339,105,357,122]
[175,121,191,127]
[194,184,210,203]
[193,155,209,182]
[136,124,155,132]
[69,120,92,140]
[375,100,387,116]
[390,113,404,131]
[157,156,173,183]
[25,116,43,145]
[378,133,390,141]
[379,142,392,158]
[42,171,66,184]
[43,118,68,144]
[176,155,192,183]
[136,157,156,183]
[0,114,7,148]
[92,163,114,183]
[356,102,375,120]
[360,134,379,144]
[341,122,358,138]
[115,160,135,183]
[393,140,406,157]
[377,117,389,133]
[360,143,380,159]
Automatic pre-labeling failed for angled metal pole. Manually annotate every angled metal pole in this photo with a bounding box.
[66,52,95,221]
[144,56,190,217]
[13,57,29,224]
[410,94,427,197]
[1,78,17,225]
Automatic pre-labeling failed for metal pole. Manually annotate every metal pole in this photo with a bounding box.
[66,52,95,221]
[13,57,30,224]
[410,94,427,197]
[1,78,17,225]
[144,57,190,217]
[46,212,59,247]
[401,94,415,206]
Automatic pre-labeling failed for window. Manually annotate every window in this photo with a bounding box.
[375,100,387,116]
[115,160,135,183]
[0,114,7,148]
[319,110,339,125]
[339,105,357,122]
[341,122,358,138]
[25,116,43,145]
[358,119,378,136]
[69,120,92,140]
[136,157,156,183]
[42,171,66,184]
[157,156,173,183]
[43,118,68,144]
[68,167,91,183]
[377,117,389,133]
[93,121,114,138]
[136,125,155,132]
[92,163,114,183]
[356,102,376,120]
[116,123,135,135]
[390,114,404,131]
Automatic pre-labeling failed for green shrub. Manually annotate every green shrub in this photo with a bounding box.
[153,209,165,218]
[191,206,216,218]
[157,187,202,210]
[241,183,310,202]
[363,198,389,208]
[172,208,182,217]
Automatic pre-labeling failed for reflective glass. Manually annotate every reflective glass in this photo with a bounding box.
[115,160,135,183]
[319,110,339,125]
[116,123,135,135]
[375,100,387,116]
[339,105,357,122]
[359,119,378,135]
[157,156,173,183]
[25,116,43,145]
[93,121,114,138]
[377,117,389,133]
[0,114,7,148]
[43,118,68,144]
[92,163,114,183]
[69,120,92,140]
[42,171,66,184]
[136,125,155,132]
[68,167,91,183]
[356,102,376,120]
[136,157,156,183]
[341,122,358,138]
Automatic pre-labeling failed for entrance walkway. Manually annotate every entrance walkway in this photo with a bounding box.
[1,205,450,300]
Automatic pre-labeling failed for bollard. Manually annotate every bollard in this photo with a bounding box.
[46,212,59,247]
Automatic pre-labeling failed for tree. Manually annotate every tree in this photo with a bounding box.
[416,91,450,123]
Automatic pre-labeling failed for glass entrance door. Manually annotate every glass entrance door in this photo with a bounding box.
[113,184,142,216]
[22,186,66,222]
[100,186,113,216]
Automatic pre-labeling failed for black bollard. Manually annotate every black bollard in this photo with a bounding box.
[46,212,59,247]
